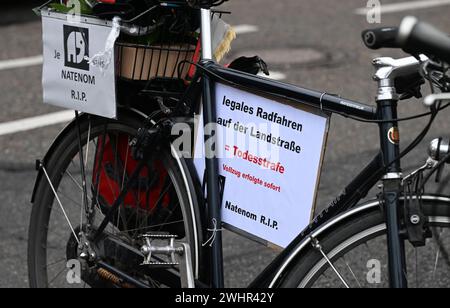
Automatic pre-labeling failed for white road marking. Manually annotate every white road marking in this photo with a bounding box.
[233,25,287,80]
[0,23,268,136]
[0,55,43,71]
[259,71,287,81]
[234,24,259,35]
[0,110,74,136]
[355,0,450,15]
[0,24,259,72]
[0,24,258,72]
[0,70,285,137]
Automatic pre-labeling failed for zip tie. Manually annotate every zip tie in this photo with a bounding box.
[202,218,224,247]
[85,16,121,75]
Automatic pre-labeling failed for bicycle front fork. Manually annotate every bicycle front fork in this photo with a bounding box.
[378,99,408,288]
[383,178,408,288]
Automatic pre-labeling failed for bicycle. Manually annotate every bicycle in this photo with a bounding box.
[28,0,450,288]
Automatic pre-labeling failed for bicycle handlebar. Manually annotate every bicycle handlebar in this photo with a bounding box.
[159,0,229,9]
[361,27,400,50]
[398,16,450,64]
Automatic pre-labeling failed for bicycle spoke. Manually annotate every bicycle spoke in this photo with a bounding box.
[85,119,91,170]
[121,136,130,191]
[75,112,90,228]
[343,256,361,288]
[415,248,419,288]
[90,183,104,214]
[65,170,84,193]
[311,237,350,288]
[58,190,83,209]
[47,258,67,268]
[157,204,181,233]
[42,166,80,244]
[117,219,185,234]
[113,133,123,234]
[63,168,96,207]
[62,167,87,230]
[103,164,118,201]
[94,125,108,213]
[48,266,68,287]
[155,179,173,211]
[433,227,450,268]
[433,244,441,281]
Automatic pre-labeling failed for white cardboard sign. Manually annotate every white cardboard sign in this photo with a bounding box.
[195,83,329,248]
[42,14,117,118]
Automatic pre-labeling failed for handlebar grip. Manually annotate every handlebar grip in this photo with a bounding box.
[361,27,399,50]
[398,16,450,63]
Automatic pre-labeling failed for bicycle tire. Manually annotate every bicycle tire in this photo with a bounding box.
[278,197,450,288]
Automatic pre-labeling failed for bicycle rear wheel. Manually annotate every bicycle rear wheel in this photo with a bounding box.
[278,197,450,288]
[28,111,203,288]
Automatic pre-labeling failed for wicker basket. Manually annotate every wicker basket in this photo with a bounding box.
[117,42,197,81]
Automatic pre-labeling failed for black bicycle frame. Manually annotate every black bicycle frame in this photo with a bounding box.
[198,61,407,288]
[88,60,406,288]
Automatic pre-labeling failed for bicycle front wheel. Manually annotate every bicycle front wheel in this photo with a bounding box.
[28,111,204,288]
[278,197,450,288]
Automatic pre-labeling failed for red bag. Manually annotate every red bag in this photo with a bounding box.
[92,133,170,213]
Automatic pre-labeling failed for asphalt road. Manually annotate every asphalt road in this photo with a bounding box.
[1,0,450,288]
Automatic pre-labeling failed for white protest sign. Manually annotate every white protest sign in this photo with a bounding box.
[195,83,329,248]
[42,14,117,118]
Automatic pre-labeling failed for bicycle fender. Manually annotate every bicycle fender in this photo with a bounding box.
[31,112,88,204]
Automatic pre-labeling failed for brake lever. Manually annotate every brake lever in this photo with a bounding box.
[423,93,450,107]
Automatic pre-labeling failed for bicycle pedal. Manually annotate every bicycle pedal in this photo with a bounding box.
[139,234,195,287]
[139,233,178,239]
[140,233,180,265]
[140,261,180,267]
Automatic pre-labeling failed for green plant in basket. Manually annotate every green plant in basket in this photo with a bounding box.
[49,0,93,15]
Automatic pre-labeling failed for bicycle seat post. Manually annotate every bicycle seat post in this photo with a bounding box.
[201,8,213,60]
[200,7,225,288]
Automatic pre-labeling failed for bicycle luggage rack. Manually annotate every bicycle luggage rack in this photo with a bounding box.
[35,1,199,104]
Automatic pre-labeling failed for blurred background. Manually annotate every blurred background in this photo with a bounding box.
[1,0,450,287]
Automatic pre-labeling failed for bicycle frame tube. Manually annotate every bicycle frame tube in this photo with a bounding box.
[200,9,225,288]
[206,63,377,120]
[378,98,408,288]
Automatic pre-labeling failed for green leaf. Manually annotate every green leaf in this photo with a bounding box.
[49,3,72,13]
[49,1,93,15]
